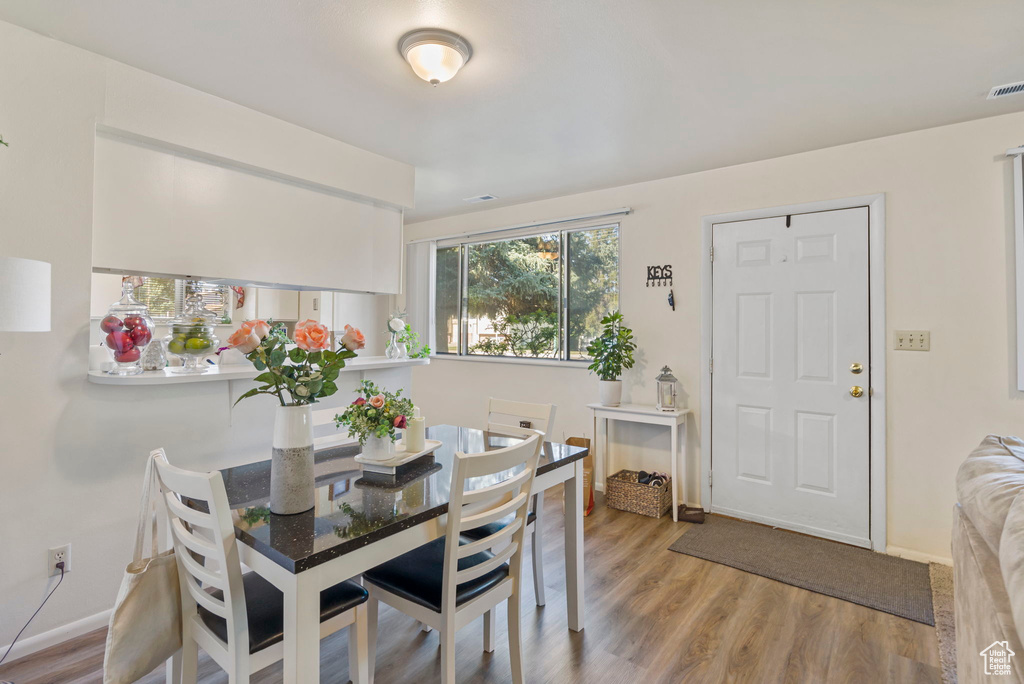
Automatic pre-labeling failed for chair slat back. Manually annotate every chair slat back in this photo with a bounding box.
[487,398,556,438]
[441,432,542,614]
[152,449,249,657]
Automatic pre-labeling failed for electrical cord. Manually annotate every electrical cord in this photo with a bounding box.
[0,562,65,673]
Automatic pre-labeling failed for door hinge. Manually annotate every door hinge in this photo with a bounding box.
[708,470,713,487]
[709,358,714,374]
[710,246,714,263]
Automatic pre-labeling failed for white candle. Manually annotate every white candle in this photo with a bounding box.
[405,405,426,452]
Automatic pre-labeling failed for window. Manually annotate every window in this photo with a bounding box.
[133,277,234,323]
[433,224,619,361]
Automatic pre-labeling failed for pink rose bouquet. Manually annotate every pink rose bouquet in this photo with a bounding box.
[226,319,364,407]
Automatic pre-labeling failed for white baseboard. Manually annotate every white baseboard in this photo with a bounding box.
[886,544,952,566]
[0,608,111,665]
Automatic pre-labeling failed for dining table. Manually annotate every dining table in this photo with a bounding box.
[213,424,589,684]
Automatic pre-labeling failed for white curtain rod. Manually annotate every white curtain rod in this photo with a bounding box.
[405,207,632,245]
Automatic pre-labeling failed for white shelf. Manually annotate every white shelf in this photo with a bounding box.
[87,356,428,385]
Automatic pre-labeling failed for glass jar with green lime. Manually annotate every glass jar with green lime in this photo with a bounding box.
[164,291,220,374]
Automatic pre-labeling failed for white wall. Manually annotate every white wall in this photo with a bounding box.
[407,108,1024,565]
[0,20,394,655]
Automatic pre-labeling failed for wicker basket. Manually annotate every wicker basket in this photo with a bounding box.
[605,470,672,518]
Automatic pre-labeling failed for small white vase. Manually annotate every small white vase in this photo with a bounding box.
[362,434,397,462]
[270,404,315,515]
[598,379,622,407]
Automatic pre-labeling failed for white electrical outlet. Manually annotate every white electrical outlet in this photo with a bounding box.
[894,330,930,351]
[48,544,71,577]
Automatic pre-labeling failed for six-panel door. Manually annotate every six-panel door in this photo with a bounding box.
[711,207,871,547]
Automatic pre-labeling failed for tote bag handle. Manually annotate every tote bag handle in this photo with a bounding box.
[133,451,161,566]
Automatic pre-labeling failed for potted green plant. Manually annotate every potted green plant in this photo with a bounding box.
[586,312,637,406]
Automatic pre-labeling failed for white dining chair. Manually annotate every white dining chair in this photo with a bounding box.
[362,432,543,684]
[471,398,556,607]
[152,449,372,684]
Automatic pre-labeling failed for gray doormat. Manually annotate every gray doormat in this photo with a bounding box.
[668,515,934,625]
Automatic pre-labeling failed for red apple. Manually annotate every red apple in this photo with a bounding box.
[122,315,147,330]
[130,326,152,347]
[114,348,141,363]
[105,330,134,353]
[100,315,123,333]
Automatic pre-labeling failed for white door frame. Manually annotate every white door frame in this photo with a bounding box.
[700,194,887,551]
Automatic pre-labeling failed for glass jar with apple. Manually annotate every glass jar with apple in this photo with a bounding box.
[100,280,155,376]
[164,290,220,374]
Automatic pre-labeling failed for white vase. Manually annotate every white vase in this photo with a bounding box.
[361,434,397,462]
[598,379,622,406]
[270,404,315,515]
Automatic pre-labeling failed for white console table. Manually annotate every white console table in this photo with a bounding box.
[587,403,691,522]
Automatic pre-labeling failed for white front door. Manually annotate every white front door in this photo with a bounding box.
[711,207,871,547]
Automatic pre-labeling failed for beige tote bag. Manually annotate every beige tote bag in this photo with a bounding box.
[103,452,182,684]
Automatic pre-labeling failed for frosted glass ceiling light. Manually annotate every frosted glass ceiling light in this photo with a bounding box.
[399,29,472,86]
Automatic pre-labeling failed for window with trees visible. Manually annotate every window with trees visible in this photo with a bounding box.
[433,224,619,361]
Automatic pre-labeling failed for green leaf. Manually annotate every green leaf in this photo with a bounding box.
[288,347,307,363]
[269,349,286,367]
[322,350,337,364]
[322,365,341,381]
[253,358,267,371]
[233,387,262,406]
[253,372,277,385]
[321,380,338,395]
[307,350,323,365]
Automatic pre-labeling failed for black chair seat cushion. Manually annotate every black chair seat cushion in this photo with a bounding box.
[459,511,536,542]
[363,537,509,613]
[197,572,368,654]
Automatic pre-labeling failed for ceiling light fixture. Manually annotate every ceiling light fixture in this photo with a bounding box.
[399,29,472,86]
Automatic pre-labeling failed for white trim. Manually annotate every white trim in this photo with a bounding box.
[429,354,590,370]
[700,194,887,551]
[0,608,112,665]
[1012,153,1024,391]
[886,544,952,566]
[409,208,631,245]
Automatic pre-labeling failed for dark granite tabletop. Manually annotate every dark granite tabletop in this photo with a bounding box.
[219,424,589,573]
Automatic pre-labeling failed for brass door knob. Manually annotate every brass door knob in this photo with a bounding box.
[850,362,864,374]
[850,386,864,398]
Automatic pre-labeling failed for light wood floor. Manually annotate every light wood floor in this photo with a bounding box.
[0,489,942,684]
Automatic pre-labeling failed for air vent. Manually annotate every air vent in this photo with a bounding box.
[988,81,1024,100]
[464,194,499,204]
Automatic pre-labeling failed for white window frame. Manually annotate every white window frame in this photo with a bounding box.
[430,222,622,364]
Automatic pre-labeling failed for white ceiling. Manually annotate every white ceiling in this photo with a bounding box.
[2,1,1024,221]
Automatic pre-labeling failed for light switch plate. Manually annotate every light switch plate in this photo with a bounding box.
[894,330,930,351]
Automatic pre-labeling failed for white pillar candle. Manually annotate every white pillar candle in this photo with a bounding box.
[405,405,426,453]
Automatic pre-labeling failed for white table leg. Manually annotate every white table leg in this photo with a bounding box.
[283,573,320,684]
[680,419,688,512]
[563,459,585,632]
[601,416,610,483]
[671,423,679,522]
